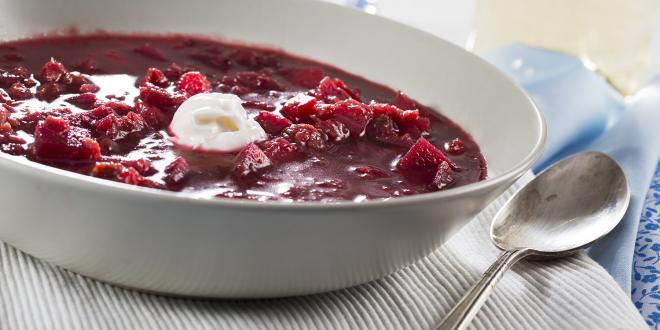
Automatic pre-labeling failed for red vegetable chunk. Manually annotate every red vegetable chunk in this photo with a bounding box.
[319,99,372,137]
[65,93,97,110]
[139,84,186,109]
[260,137,300,162]
[280,94,318,123]
[177,71,211,96]
[255,112,292,135]
[38,58,67,83]
[315,77,360,103]
[282,124,326,151]
[397,138,453,183]
[233,143,271,179]
[31,116,101,163]
[430,161,455,190]
[164,157,191,186]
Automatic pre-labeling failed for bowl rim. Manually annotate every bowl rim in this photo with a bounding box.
[0,9,547,211]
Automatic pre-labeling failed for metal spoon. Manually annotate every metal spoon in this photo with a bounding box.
[436,151,630,330]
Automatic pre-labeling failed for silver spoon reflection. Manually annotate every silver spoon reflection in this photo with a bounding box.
[437,151,630,330]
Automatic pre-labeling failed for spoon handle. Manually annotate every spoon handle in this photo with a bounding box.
[436,248,532,330]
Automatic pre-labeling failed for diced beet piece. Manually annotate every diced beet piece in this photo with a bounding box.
[91,105,114,117]
[242,100,276,111]
[382,133,414,148]
[36,82,66,102]
[0,106,14,136]
[366,115,414,147]
[2,103,15,113]
[0,134,25,144]
[259,137,299,162]
[117,166,160,188]
[163,156,191,186]
[255,112,291,135]
[366,115,397,137]
[280,94,318,123]
[0,72,21,89]
[282,124,326,151]
[0,124,12,135]
[0,88,12,103]
[139,84,186,109]
[145,68,168,87]
[392,91,420,110]
[399,110,430,136]
[79,83,100,94]
[91,161,159,188]
[93,114,119,136]
[232,143,271,179]
[15,108,72,132]
[23,78,37,88]
[189,53,230,70]
[319,99,372,137]
[90,162,123,179]
[65,93,97,110]
[122,158,156,176]
[0,106,10,127]
[353,165,389,179]
[177,71,211,96]
[234,71,282,91]
[135,101,169,128]
[229,85,249,95]
[103,101,133,115]
[165,63,185,80]
[59,71,87,86]
[11,66,30,79]
[117,112,147,136]
[397,138,453,183]
[315,77,360,103]
[31,116,101,163]
[134,43,167,61]
[38,58,67,83]
[95,112,147,141]
[430,161,455,190]
[445,138,465,155]
[281,67,325,88]
[314,119,350,142]
[0,143,26,155]
[368,103,430,137]
[7,82,32,100]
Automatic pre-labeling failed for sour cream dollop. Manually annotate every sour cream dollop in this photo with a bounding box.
[169,93,267,152]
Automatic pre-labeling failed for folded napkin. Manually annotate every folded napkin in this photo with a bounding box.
[633,164,660,327]
[484,45,660,295]
[0,176,646,329]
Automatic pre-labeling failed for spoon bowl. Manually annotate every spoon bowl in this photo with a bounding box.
[491,151,630,256]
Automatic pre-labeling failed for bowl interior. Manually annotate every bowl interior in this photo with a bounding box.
[0,0,544,194]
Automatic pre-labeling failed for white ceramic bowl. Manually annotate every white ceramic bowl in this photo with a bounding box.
[0,0,545,297]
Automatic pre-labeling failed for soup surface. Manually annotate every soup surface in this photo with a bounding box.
[0,34,486,202]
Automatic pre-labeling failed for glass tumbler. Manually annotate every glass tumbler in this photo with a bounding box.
[470,0,660,95]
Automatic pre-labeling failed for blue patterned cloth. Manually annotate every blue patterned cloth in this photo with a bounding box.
[633,162,660,327]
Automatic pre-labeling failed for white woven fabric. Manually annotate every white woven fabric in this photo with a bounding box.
[0,176,646,330]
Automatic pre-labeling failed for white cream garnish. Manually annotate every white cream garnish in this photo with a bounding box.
[170,93,266,152]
